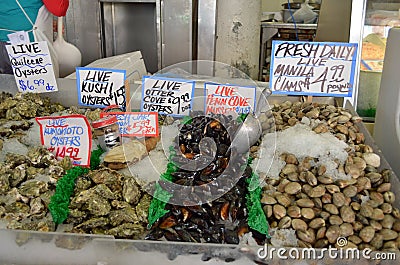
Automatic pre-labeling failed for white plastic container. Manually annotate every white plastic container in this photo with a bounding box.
[374,27,400,178]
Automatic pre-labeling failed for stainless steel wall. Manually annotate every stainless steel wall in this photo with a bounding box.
[101,0,160,73]
[65,0,217,73]
[65,0,102,66]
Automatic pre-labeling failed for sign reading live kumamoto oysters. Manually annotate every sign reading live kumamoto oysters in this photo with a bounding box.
[270,41,358,97]
[36,115,92,167]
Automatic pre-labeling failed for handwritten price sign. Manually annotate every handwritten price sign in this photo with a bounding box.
[204,83,256,115]
[6,42,58,93]
[270,41,358,97]
[141,76,194,116]
[36,115,92,167]
[19,78,55,92]
[76,67,126,109]
[100,112,159,137]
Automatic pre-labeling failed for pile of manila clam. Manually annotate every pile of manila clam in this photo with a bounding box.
[254,100,400,252]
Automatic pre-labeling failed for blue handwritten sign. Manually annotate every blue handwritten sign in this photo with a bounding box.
[36,115,92,167]
[76,67,126,109]
[141,76,195,116]
[270,41,358,97]
[100,112,159,137]
[6,41,58,93]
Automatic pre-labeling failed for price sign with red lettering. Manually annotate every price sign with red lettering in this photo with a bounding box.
[141,76,194,116]
[6,41,58,93]
[270,40,358,97]
[35,115,92,167]
[76,67,126,109]
[204,83,256,115]
[100,112,159,137]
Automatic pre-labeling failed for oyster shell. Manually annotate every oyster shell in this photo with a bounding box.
[104,140,148,169]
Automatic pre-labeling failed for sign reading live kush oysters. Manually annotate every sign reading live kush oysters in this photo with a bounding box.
[6,41,58,93]
[36,115,92,167]
[76,67,126,109]
[270,41,358,97]
[204,83,256,115]
[141,76,194,116]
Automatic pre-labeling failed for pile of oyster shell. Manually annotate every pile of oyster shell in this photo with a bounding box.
[0,92,65,122]
[0,147,70,232]
[64,167,150,239]
[256,101,400,252]
[0,92,65,139]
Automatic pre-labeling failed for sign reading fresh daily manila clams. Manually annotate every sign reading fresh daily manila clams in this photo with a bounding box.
[141,76,194,116]
[36,115,92,167]
[76,67,126,109]
[204,83,256,115]
[6,41,58,93]
[100,112,159,137]
[270,41,358,97]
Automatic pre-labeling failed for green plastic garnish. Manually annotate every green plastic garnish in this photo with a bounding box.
[147,183,173,228]
[147,147,177,228]
[182,116,193,125]
[48,146,105,224]
[246,160,270,236]
[237,113,248,123]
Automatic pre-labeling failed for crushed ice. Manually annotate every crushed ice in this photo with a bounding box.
[253,123,350,180]
[269,228,298,247]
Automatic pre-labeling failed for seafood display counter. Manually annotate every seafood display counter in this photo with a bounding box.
[0,74,399,265]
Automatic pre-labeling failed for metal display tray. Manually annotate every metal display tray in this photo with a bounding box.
[0,75,398,265]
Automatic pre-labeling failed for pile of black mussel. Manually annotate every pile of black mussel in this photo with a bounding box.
[146,113,266,245]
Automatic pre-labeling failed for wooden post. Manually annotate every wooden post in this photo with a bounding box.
[125,79,130,111]
[307,95,313,103]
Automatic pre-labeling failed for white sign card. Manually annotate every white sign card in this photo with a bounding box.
[270,41,358,97]
[141,76,195,116]
[36,115,92,167]
[204,83,256,115]
[7,31,30,45]
[76,67,126,110]
[6,41,58,93]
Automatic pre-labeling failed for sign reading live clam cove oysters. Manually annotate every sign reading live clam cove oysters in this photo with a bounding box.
[270,41,358,97]
[6,41,58,93]
[36,115,92,167]
[141,76,194,116]
[76,67,126,109]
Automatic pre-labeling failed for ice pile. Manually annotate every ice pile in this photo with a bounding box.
[253,123,350,180]
[122,121,180,184]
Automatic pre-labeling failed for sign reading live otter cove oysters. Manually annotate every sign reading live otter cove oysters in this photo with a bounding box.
[141,76,194,116]
[36,115,92,167]
[270,41,358,97]
[76,67,126,109]
[6,41,58,93]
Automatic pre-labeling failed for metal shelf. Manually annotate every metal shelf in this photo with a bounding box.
[258,22,318,81]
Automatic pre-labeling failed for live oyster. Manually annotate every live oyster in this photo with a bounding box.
[84,108,102,122]
[0,146,64,231]
[65,167,148,239]
[103,139,148,170]
[0,92,64,121]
